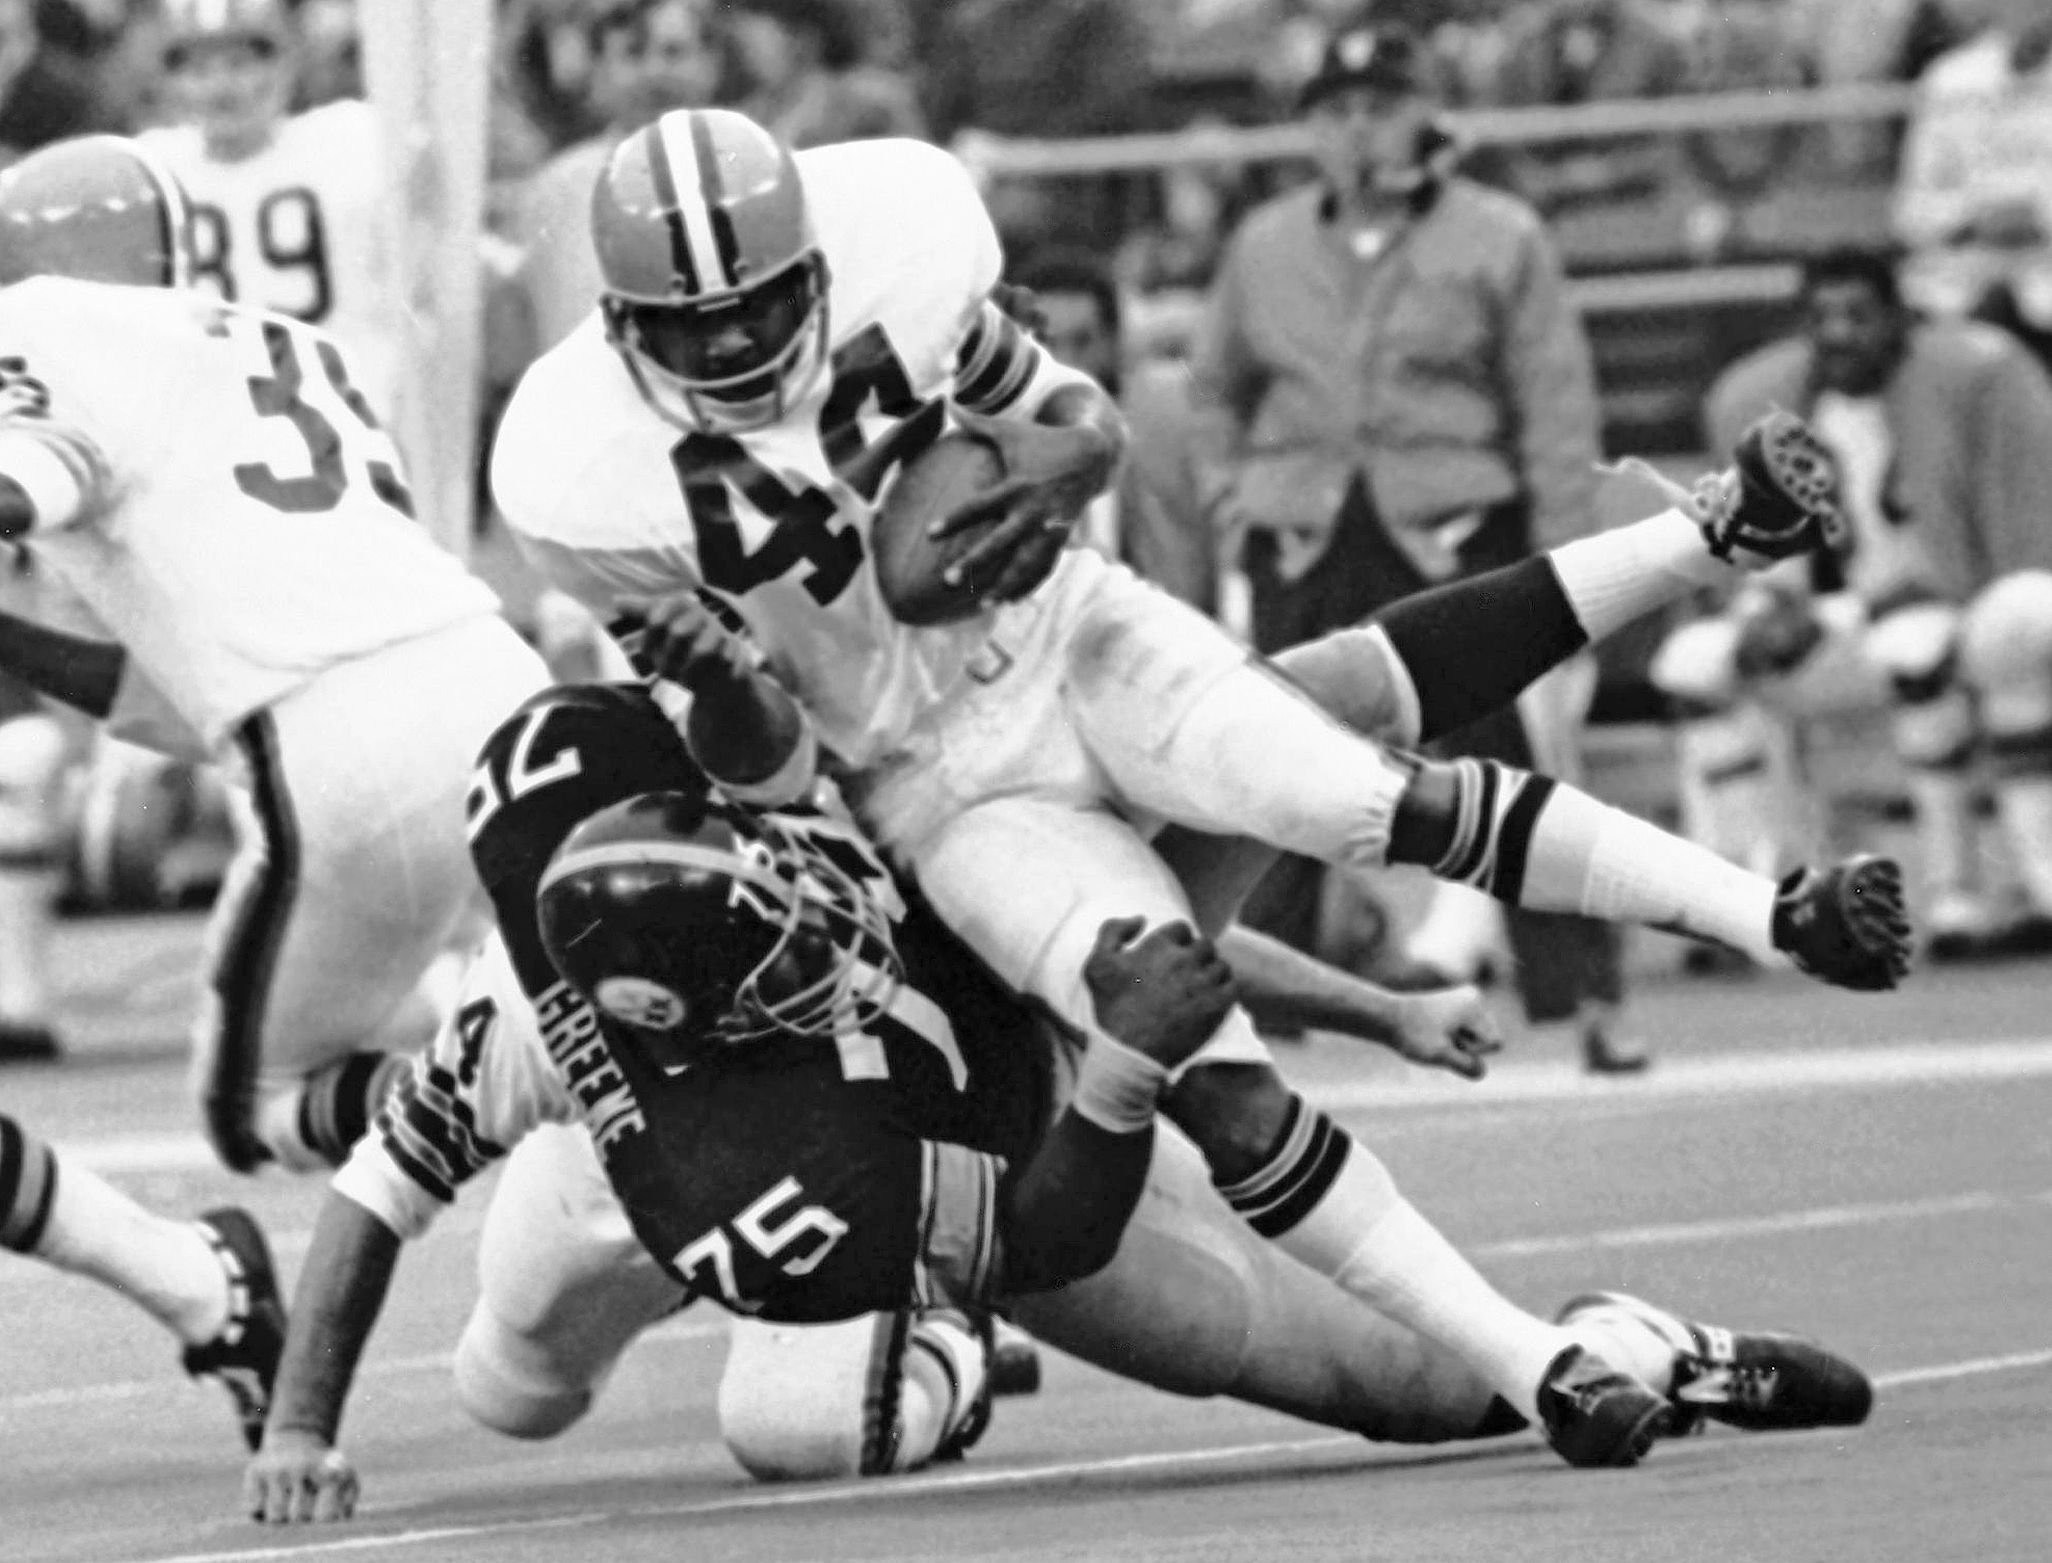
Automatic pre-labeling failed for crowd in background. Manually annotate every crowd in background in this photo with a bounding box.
[5,0,2051,1056]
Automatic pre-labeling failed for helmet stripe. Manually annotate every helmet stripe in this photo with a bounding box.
[642,120,701,297]
[686,111,743,291]
[124,140,193,289]
[540,838,795,909]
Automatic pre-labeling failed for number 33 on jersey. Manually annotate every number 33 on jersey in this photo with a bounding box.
[0,275,500,750]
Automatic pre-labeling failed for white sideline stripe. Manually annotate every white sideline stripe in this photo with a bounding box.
[9,1189,2048,1414]
[1314,1036,2052,1114]
[1473,1188,2052,1260]
[102,1348,2052,1563]
[55,1037,2052,1176]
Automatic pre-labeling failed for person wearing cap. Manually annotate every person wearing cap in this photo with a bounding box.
[1190,22,1644,1074]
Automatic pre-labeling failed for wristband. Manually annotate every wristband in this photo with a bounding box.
[1070,1033,1170,1134]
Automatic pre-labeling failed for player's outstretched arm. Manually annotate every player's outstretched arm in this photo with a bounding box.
[1214,925,1501,1081]
[243,1190,402,1525]
[615,590,816,807]
[1000,919,1236,1294]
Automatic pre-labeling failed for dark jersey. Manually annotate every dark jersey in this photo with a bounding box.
[356,681,1052,1321]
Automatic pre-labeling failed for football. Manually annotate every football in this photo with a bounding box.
[872,432,1006,626]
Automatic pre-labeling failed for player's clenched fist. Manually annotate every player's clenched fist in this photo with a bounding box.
[245,1429,360,1525]
[616,590,753,696]
[1084,917,1238,1069]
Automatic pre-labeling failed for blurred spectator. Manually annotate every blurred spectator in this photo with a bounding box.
[499,0,614,154]
[498,0,720,376]
[726,0,925,148]
[1009,246,1217,614]
[1670,0,1814,261]
[1190,22,1642,1071]
[922,0,1151,142]
[1894,0,2052,366]
[1114,129,1243,296]
[1653,246,2052,958]
[1487,0,1689,219]
[0,0,117,162]
[295,0,361,106]
[1794,0,1960,175]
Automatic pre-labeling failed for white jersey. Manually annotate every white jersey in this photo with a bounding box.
[333,931,577,1241]
[0,277,502,752]
[140,100,400,415]
[493,138,1089,770]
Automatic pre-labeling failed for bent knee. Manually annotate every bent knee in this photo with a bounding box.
[719,1316,897,1481]
[453,1307,596,1440]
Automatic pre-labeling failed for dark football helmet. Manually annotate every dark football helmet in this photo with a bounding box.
[590,107,830,432]
[537,789,902,1063]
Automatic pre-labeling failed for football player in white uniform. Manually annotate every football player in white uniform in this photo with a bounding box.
[493,107,1910,1469]
[140,0,401,414]
[0,135,549,1174]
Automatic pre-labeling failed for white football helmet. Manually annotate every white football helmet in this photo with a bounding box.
[591,108,831,433]
[0,135,194,289]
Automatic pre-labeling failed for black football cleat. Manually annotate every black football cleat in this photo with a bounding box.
[988,1313,1042,1398]
[1535,1345,1675,1469]
[1694,410,1847,566]
[1772,854,1912,991]
[182,1207,287,1453]
[1557,1292,1874,1436]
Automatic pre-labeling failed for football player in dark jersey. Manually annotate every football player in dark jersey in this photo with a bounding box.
[246,598,1870,1522]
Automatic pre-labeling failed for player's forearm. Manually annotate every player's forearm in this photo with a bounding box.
[265,1191,405,1445]
[1030,380,1126,486]
[682,662,817,806]
[1000,1112,1153,1294]
[1214,925,1410,1048]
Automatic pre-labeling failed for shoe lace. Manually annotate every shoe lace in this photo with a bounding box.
[1601,457,1734,539]
[1675,1355,1779,1412]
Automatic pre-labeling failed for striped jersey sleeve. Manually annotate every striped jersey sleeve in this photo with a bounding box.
[949,299,1044,416]
[332,934,573,1239]
[0,353,112,533]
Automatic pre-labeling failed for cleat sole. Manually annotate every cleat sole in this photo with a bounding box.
[1839,856,1912,989]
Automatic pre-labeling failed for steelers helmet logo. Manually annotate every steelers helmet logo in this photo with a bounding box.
[594,976,689,1032]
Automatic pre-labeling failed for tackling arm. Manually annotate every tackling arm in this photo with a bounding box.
[997,920,1236,1295]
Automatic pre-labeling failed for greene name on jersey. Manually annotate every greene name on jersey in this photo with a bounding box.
[341,682,1053,1322]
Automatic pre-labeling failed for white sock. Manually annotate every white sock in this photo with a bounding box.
[1995,777,2052,913]
[1562,1303,1683,1395]
[1550,508,1733,645]
[894,1311,988,1471]
[1266,1145,1572,1423]
[1521,784,1787,966]
[1908,770,1980,900]
[0,865,56,1023]
[32,1154,228,1345]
